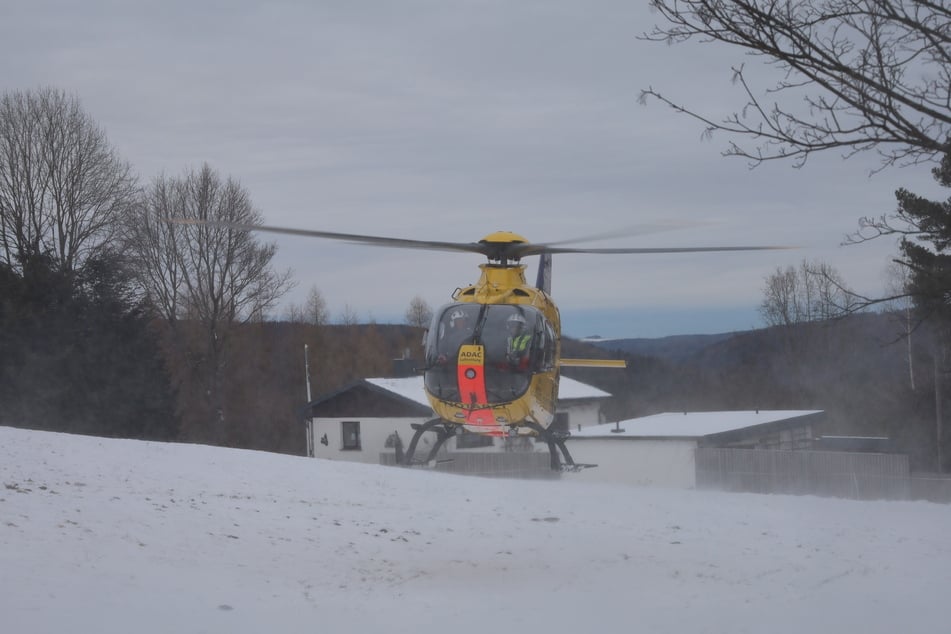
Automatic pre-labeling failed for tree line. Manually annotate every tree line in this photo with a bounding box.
[0,87,427,451]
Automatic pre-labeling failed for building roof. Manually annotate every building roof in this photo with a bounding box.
[364,377,432,407]
[571,410,824,440]
[556,377,611,400]
[306,379,435,418]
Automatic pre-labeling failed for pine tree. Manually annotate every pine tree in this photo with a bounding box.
[897,154,951,324]
[0,251,176,439]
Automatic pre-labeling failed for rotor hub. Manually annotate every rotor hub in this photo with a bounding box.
[478,231,530,263]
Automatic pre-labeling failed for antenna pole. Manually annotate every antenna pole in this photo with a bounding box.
[305,344,315,457]
[305,344,313,402]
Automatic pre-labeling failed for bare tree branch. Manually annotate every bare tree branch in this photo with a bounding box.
[759,258,858,326]
[642,0,951,169]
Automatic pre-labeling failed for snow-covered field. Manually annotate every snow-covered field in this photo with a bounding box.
[2,426,949,634]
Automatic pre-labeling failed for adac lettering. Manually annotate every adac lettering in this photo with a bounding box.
[457,347,484,362]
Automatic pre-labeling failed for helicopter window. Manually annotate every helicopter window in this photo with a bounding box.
[429,304,480,359]
[423,304,556,405]
[481,306,545,402]
[423,304,481,402]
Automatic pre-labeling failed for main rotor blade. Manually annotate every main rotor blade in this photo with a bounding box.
[166,218,792,259]
[167,218,489,255]
[521,244,793,256]
[534,220,705,249]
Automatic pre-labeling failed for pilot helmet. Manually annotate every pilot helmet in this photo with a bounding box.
[506,313,527,330]
[449,309,468,328]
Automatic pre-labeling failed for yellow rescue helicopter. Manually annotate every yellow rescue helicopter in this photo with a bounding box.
[172,219,786,471]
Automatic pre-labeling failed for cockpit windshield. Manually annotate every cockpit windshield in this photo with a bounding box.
[423,303,556,405]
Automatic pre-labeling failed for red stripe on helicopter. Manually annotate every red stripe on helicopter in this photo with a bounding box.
[455,345,499,432]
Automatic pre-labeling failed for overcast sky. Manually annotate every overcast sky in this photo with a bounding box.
[2,0,943,338]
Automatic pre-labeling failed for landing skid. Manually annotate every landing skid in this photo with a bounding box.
[402,419,458,467]
[521,421,596,472]
[401,418,596,472]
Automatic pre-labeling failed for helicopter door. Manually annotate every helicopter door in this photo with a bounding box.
[480,305,547,402]
[424,304,482,402]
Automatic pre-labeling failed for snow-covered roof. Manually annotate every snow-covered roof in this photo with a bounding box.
[557,377,611,400]
[572,410,823,439]
[365,377,432,407]
[365,375,610,407]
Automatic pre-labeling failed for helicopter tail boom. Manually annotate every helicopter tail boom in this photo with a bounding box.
[558,358,627,368]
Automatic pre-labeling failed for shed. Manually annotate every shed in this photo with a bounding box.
[567,410,824,488]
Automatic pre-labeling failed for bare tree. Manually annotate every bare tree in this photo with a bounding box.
[124,176,184,322]
[0,87,137,271]
[404,294,434,328]
[338,304,360,326]
[641,0,951,170]
[129,164,293,324]
[760,265,799,326]
[809,260,855,320]
[759,259,854,326]
[287,285,330,326]
[126,164,293,442]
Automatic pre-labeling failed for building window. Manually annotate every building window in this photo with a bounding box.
[551,412,569,435]
[341,421,361,451]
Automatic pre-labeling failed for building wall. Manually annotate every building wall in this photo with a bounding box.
[567,439,699,488]
[560,401,603,430]
[308,398,607,464]
[309,417,430,464]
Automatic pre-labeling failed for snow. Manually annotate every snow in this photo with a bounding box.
[574,410,824,438]
[2,425,950,634]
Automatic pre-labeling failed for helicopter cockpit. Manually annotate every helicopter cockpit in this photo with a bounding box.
[423,303,556,405]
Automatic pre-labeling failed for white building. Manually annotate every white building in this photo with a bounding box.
[567,410,824,488]
[305,375,611,465]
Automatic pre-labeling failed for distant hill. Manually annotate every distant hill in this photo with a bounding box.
[580,332,738,364]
